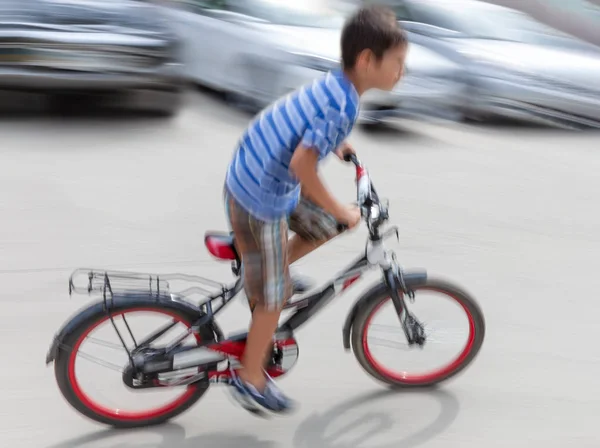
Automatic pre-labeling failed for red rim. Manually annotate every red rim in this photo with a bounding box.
[67,307,201,422]
[362,288,476,384]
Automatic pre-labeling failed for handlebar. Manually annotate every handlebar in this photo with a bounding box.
[343,152,360,165]
[335,153,387,233]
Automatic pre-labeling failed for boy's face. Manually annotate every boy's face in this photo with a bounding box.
[365,44,408,92]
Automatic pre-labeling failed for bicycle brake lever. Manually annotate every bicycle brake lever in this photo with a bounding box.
[382,226,400,242]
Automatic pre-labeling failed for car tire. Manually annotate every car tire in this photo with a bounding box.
[129,88,183,118]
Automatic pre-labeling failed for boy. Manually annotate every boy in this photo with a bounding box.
[223,5,408,414]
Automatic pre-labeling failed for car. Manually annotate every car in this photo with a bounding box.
[362,0,600,129]
[0,0,185,117]
[359,41,466,126]
[168,0,344,110]
[169,0,466,126]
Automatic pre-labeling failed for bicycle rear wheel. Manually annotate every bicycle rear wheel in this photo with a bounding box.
[351,277,485,388]
[53,303,214,428]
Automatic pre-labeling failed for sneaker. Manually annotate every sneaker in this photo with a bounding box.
[264,374,295,413]
[228,370,295,415]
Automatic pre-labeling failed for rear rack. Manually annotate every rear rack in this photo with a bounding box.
[68,268,228,304]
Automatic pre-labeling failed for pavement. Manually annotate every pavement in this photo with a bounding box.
[1,90,599,447]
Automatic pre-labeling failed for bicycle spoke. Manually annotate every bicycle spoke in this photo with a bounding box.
[77,350,125,373]
[85,336,129,351]
[368,323,404,334]
[368,336,411,351]
[421,325,467,344]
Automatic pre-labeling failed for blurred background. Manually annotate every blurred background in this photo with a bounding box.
[3,1,600,447]
[2,0,600,128]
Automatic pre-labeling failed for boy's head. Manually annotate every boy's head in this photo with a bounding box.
[341,5,408,92]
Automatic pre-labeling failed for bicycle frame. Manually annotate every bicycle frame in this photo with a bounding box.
[196,227,401,337]
[124,234,395,385]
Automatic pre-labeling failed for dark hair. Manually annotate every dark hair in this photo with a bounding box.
[341,5,407,70]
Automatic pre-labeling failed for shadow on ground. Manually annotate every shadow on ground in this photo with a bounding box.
[293,387,460,448]
[46,425,277,448]
[45,387,460,448]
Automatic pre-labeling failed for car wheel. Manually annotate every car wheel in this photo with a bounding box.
[359,120,387,132]
[224,90,260,114]
[129,88,184,118]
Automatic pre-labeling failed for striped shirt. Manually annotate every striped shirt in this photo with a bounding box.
[225,69,360,222]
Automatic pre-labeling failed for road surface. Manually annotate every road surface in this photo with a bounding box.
[1,91,598,448]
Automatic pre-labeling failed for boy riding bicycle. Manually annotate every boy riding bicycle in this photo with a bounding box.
[223,5,408,414]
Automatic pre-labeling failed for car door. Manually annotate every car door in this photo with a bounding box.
[171,0,267,90]
[167,0,233,88]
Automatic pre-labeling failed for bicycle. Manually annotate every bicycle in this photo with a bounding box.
[45,154,485,428]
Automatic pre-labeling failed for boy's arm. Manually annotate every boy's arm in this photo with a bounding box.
[290,104,360,224]
[289,146,346,221]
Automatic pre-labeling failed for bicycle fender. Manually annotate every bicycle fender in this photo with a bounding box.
[342,270,427,351]
[45,294,207,365]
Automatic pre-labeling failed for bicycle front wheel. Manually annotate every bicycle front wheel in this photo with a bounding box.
[351,277,485,387]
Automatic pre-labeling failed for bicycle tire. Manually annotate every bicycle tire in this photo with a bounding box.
[351,277,485,388]
[53,302,215,428]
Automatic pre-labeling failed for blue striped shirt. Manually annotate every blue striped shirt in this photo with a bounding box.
[225,69,360,222]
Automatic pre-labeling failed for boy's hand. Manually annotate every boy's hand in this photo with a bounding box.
[337,204,361,229]
[335,141,356,161]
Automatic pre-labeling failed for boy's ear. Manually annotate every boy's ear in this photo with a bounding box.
[355,49,372,71]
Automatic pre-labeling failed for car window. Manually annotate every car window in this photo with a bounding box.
[408,3,459,30]
[389,4,412,21]
[196,0,225,8]
[409,1,577,42]
[224,0,345,28]
[362,0,412,21]
[177,0,226,12]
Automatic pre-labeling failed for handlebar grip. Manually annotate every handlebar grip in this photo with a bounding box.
[343,153,360,165]
[336,223,349,233]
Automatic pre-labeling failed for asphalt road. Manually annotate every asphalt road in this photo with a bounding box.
[1,91,599,448]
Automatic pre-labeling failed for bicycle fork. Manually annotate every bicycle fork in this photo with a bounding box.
[383,263,426,347]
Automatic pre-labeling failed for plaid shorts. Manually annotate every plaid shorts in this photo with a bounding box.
[224,188,341,311]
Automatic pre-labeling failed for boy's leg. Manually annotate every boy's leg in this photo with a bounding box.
[287,232,332,264]
[225,190,294,412]
[239,306,282,386]
[288,194,347,263]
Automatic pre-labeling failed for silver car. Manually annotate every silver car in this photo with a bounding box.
[364,0,600,128]
[170,0,343,109]
[359,42,466,125]
[0,0,184,116]
[170,0,466,122]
